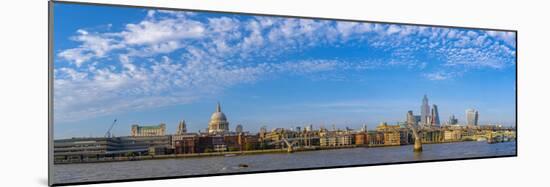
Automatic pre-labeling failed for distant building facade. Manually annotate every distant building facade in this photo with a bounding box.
[367,131,385,145]
[174,134,199,154]
[54,135,172,163]
[444,129,462,141]
[320,133,353,147]
[376,122,407,146]
[53,137,123,162]
[354,132,368,145]
[131,123,166,137]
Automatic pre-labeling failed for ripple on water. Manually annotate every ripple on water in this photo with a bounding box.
[53,141,516,184]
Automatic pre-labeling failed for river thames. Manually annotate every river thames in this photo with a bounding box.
[53,141,516,184]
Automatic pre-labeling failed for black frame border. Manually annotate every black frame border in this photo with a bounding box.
[48,0,518,186]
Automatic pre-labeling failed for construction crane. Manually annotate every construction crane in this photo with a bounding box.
[104,119,117,138]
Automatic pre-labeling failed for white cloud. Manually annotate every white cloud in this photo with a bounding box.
[271,60,339,74]
[387,25,402,35]
[58,29,124,66]
[55,56,262,122]
[54,10,516,122]
[423,71,460,80]
[336,22,358,37]
[121,18,205,45]
[57,48,94,67]
[208,17,240,33]
[486,30,516,46]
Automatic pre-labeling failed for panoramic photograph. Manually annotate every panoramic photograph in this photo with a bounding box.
[51,2,517,185]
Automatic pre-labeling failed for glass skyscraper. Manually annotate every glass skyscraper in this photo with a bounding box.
[466,109,479,126]
[421,95,430,125]
[431,104,440,126]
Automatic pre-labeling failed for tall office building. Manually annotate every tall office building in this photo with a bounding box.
[308,124,313,132]
[448,114,458,125]
[420,95,430,125]
[407,110,418,126]
[414,115,421,124]
[430,104,440,126]
[466,109,479,126]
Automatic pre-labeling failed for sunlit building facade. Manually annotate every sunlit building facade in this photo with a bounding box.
[131,123,166,137]
[208,102,230,134]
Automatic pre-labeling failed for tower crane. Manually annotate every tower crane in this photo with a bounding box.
[104,119,117,138]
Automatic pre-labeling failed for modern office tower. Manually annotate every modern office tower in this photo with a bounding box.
[431,104,440,126]
[421,95,430,125]
[466,109,479,126]
[448,115,458,125]
[176,120,187,134]
[208,102,230,134]
[235,124,243,134]
[407,110,418,126]
[306,124,313,132]
[414,115,421,124]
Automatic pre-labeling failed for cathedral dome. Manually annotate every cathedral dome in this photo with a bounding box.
[210,111,227,122]
[208,102,229,134]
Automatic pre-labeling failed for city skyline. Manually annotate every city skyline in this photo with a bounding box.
[54,96,513,138]
[53,4,516,138]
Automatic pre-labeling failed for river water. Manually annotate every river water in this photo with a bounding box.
[53,141,516,184]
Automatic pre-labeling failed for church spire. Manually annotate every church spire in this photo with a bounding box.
[216,102,221,112]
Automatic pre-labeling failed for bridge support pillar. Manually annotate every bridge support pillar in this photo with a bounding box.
[414,137,422,152]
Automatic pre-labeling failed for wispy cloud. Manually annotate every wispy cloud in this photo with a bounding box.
[423,71,458,81]
[54,10,516,122]
[58,29,125,66]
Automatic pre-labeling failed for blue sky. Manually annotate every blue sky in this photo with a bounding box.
[53,3,516,138]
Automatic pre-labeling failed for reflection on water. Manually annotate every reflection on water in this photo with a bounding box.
[54,141,516,184]
[413,151,423,160]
